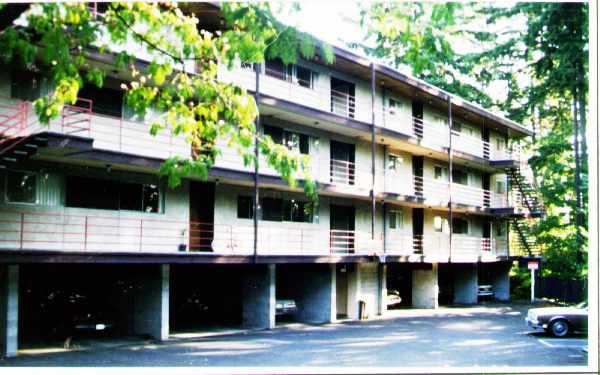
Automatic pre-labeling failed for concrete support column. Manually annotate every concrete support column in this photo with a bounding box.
[0,265,19,358]
[492,262,511,301]
[347,263,380,319]
[412,263,439,308]
[242,264,275,329]
[453,264,478,305]
[133,264,169,340]
[296,264,336,324]
[347,264,361,320]
[378,264,387,315]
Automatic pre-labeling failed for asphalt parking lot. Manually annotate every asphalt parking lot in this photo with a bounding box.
[0,303,588,368]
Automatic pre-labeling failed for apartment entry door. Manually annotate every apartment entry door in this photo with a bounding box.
[189,181,215,252]
[330,205,355,253]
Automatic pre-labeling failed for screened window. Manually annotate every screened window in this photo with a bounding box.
[264,125,309,155]
[65,176,160,212]
[295,65,314,89]
[283,199,312,223]
[433,216,448,233]
[261,197,283,221]
[387,154,403,171]
[434,165,448,180]
[452,169,469,185]
[265,59,291,81]
[388,98,403,113]
[495,222,506,237]
[452,217,469,234]
[237,196,253,219]
[388,210,403,229]
[11,71,50,101]
[5,171,37,204]
[496,181,506,194]
[495,138,506,151]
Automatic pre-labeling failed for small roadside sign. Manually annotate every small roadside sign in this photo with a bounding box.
[528,261,539,270]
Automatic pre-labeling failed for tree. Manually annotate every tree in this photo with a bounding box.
[358,2,589,278]
[0,2,334,201]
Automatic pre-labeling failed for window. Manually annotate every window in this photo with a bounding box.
[388,209,403,229]
[495,138,506,151]
[261,197,283,221]
[387,154,403,172]
[5,171,37,203]
[495,222,506,237]
[452,169,468,185]
[65,176,160,212]
[283,199,313,223]
[264,125,310,155]
[388,98,403,114]
[295,65,314,89]
[77,85,123,117]
[237,196,253,219]
[451,122,462,133]
[452,217,469,234]
[434,165,448,180]
[496,181,506,194]
[11,71,50,101]
[265,59,292,81]
[433,216,448,233]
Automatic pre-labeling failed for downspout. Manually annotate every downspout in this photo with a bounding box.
[447,96,453,263]
[253,63,261,264]
[370,63,376,241]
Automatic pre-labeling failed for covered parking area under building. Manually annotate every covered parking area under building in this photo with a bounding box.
[14,263,169,353]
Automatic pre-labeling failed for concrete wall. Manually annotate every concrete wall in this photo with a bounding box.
[453,264,478,305]
[412,264,439,308]
[295,264,336,324]
[0,265,18,358]
[242,264,275,329]
[346,262,381,319]
[132,264,169,340]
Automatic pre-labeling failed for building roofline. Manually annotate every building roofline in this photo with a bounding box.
[331,46,533,137]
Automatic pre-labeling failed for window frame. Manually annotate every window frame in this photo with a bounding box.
[452,217,470,235]
[4,170,38,205]
[388,209,404,230]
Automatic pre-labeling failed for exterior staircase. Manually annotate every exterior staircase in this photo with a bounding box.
[505,163,545,257]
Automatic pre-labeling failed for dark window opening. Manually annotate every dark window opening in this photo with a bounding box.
[264,125,309,155]
[11,70,47,101]
[65,176,160,212]
[77,85,123,117]
[452,169,468,185]
[283,199,312,223]
[452,217,469,234]
[5,171,37,203]
[237,196,253,219]
[295,65,314,88]
[265,59,291,81]
[261,197,283,222]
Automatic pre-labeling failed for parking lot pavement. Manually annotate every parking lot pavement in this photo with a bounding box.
[0,303,589,368]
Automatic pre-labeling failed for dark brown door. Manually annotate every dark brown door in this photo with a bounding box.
[189,181,215,251]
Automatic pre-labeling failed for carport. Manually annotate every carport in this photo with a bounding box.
[18,264,168,351]
[169,264,244,333]
[276,264,336,325]
[386,263,413,309]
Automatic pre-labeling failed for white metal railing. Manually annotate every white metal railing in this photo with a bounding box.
[328,158,371,189]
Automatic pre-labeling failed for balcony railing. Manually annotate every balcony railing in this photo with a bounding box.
[328,159,371,190]
[0,96,191,160]
[0,208,508,259]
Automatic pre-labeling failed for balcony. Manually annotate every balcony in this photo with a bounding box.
[412,175,508,209]
[0,96,191,161]
[377,108,520,162]
[328,159,371,190]
[417,234,508,261]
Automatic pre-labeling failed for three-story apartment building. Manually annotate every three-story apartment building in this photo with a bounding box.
[0,3,542,358]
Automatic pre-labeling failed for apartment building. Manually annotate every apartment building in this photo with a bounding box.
[0,3,543,357]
